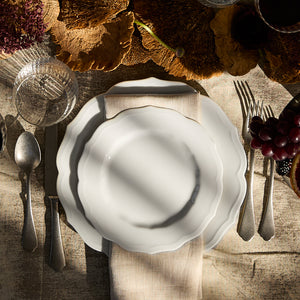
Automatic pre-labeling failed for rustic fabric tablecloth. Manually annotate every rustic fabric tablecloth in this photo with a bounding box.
[0,42,299,299]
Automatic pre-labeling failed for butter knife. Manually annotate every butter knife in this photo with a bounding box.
[44,125,66,272]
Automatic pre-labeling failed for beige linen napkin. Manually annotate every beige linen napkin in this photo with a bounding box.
[106,94,203,300]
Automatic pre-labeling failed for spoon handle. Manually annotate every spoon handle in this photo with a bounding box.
[22,173,38,252]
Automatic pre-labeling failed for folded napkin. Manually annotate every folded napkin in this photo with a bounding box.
[105,93,203,300]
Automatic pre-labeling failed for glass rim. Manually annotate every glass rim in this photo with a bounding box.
[254,0,300,34]
[199,0,240,7]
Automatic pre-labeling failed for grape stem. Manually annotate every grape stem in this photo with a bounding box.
[134,20,185,57]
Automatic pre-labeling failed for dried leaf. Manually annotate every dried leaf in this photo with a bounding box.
[210,5,259,76]
[50,11,135,72]
[42,0,60,31]
[261,31,300,84]
[58,0,129,29]
[133,0,223,80]
[121,34,152,66]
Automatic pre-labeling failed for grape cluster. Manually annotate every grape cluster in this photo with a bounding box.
[250,108,300,161]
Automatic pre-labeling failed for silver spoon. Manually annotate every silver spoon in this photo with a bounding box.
[15,132,41,252]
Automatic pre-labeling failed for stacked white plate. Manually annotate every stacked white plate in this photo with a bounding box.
[57,78,247,254]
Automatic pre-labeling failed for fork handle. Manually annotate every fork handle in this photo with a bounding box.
[237,148,256,241]
[258,158,275,241]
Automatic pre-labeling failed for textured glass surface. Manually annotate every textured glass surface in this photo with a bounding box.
[13,57,78,127]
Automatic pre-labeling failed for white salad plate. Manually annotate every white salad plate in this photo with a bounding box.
[77,106,223,253]
[56,77,247,254]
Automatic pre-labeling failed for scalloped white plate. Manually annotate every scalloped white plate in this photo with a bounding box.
[77,106,223,253]
[57,77,247,253]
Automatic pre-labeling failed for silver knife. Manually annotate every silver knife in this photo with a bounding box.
[44,124,66,272]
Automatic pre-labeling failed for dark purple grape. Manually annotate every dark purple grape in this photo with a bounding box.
[274,135,288,148]
[251,137,263,149]
[250,121,263,137]
[261,142,274,157]
[251,116,264,124]
[265,117,278,128]
[276,120,291,135]
[279,109,295,121]
[294,114,300,127]
[286,143,299,158]
[274,147,288,161]
[272,152,280,161]
[259,127,274,141]
[289,127,300,143]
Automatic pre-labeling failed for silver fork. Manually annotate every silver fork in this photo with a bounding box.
[234,81,263,241]
[258,105,275,241]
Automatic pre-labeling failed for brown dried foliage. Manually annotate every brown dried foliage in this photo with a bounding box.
[42,0,60,31]
[261,31,300,84]
[122,34,152,66]
[210,5,259,76]
[50,11,134,72]
[133,0,223,80]
[58,0,129,29]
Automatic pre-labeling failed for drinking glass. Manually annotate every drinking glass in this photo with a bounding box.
[13,57,78,127]
[255,0,300,33]
[197,0,239,8]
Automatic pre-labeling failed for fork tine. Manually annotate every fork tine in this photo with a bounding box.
[254,100,260,116]
[264,105,275,120]
[268,105,275,118]
[259,101,264,118]
[264,106,270,120]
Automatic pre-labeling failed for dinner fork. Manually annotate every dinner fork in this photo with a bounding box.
[234,81,263,241]
[258,105,275,241]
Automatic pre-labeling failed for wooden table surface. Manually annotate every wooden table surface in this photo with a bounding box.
[0,38,299,300]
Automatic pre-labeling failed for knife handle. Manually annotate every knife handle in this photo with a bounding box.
[49,196,66,272]
[23,173,38,252]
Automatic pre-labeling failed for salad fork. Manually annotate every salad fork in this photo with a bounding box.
[234,81,263,241]
[258,105,275,241]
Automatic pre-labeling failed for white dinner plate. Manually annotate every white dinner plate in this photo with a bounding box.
[77,106,223,253]
[56,77,247,253]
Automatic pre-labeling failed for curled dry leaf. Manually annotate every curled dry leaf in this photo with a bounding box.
[260,31,300,84]
[58,0,130,30]
[121,34,152,66]
[50,11,134,72]
[133,0,223,80]
[210,5,259,76]
[42,0,60,31]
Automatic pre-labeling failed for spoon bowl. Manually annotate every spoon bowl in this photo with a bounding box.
[15,132,41,173]
[15,131,41,252]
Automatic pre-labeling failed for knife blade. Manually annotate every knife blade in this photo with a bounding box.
[44,124,66,272]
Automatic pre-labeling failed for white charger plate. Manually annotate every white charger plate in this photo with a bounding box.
[77,106,223,253]
[57,77,247,253]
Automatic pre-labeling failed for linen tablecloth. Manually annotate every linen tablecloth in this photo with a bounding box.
[0,42,299,298]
